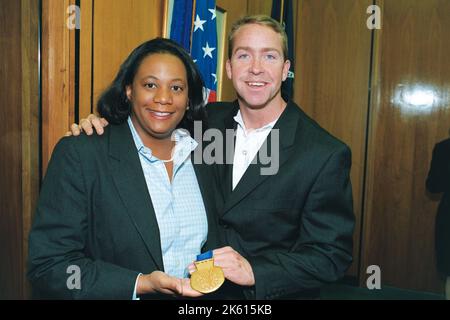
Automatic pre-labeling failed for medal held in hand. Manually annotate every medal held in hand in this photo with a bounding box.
[190,251,225,293]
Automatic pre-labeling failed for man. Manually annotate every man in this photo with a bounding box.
[71,15,354,299]
[426,137,450,300]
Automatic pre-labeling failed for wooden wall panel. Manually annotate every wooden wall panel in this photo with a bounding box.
[0,0,39,299]
[41,0,75,175]
[294,0,373,277]
[247,0,272,16]
[0,0,24,300]
[92,0,164,108]
[20,0,40,299]
[362,0,450,293]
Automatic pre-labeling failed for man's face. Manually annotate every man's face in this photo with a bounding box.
[226,23,290,110]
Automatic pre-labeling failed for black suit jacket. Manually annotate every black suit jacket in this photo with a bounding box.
[206,101,355,299]
[426,138,450,274]
[27,122,220,299]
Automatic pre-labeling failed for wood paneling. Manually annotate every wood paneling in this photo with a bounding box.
[0,0,24,299]
[294,0,373,277]
[92,0,164,108]
[362,0,450,293]
[247,0,272,16]
[41,0,75,175]
[20,0,40,299]
[0,0,39,299]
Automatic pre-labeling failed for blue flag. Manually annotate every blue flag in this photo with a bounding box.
[272,0,295,101]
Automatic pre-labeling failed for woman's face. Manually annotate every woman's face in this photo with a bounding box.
[126,53,189,141]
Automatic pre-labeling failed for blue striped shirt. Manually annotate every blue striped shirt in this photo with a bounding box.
[128,117,208,278]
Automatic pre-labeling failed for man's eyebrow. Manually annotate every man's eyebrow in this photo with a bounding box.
[233,46,281,54]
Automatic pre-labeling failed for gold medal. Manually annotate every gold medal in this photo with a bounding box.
[190,257,225,294]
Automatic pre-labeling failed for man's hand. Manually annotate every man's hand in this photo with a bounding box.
[66,114,109,136]
[188,246,255,287]
[137,271,203,297]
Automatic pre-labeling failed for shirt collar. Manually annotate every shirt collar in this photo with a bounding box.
[127,116,198,164]
[233,110,278,133]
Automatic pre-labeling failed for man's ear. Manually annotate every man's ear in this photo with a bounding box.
[225,59,232,80]
[282,60,291,82]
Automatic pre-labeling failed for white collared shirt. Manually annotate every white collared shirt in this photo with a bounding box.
[232,111,278,190]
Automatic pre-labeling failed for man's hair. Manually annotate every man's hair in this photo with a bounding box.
[228,15,288,60]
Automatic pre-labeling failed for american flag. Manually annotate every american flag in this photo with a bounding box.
[170,0,218,102]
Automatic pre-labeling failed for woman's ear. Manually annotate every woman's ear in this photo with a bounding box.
[126,85,132,101]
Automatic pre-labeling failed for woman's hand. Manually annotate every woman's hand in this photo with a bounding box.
[137,271,203,298]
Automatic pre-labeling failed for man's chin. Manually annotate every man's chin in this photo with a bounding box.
[237,95,272,110]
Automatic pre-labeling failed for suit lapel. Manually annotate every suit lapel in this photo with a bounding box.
[108,122,164,270]
[222,102,300,215]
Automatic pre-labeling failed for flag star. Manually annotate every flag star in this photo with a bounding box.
[193,14,206,32]
[208,8,216,20]
[202,42,216,59]
[212,73,217,84]
[193,59,197,63]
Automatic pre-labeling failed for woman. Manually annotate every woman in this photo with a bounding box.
[28,38,220,299]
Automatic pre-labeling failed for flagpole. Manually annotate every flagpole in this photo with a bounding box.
[279,0,285,24]
[162,0,169,38]
[190,0,196,52]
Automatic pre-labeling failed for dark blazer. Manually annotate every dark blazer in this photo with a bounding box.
[207,101,355,299]
[426,138,450,275]
[27,122,220,299]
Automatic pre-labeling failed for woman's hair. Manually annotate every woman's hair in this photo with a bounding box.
[97,37,206,134]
